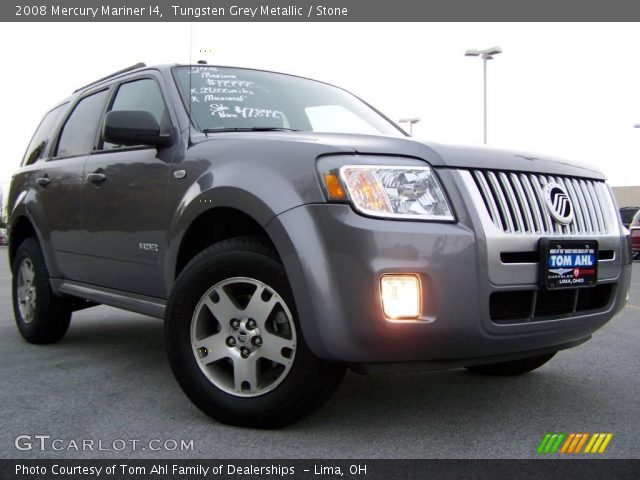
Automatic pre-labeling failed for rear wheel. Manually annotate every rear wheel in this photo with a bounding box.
[166,237,345,428]
[12,238,72,344]
[465,352,556,375]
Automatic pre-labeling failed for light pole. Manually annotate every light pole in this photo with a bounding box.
[399,117,421,136]
[465,46,502,144]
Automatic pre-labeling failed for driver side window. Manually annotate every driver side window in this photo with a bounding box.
[102,78,170,150]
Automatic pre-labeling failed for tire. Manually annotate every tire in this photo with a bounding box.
[12,237,72,344]
[465,352,556,376]
[165,237,346,428]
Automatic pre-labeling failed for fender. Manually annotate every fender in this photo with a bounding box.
[8,191,61,279]
[165,180,294,290]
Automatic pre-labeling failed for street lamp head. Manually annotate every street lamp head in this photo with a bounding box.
[399,117,421,124]
[483,46,503,56]
[465,46,503,58]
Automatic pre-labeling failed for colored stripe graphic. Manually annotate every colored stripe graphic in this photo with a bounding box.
[585,433,613,454]
[537,433,565,453]
[537,434,552,453]
[574,433,589,453]
[560,433,575,453]
[550,433,565,453]
[540,433,613,454]
[567,433,583,453]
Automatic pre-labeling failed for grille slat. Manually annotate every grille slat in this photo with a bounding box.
[562,178,586,233]
[586,181,606,232]
[519,174,544,233]
[499,172,526,233]
[510,173,535,233]
[472,170,611,236]
[571,178,594,233]
[473,171,504,231]
[486,171,515,233]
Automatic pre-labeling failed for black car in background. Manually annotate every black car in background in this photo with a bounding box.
[620,206,640,229]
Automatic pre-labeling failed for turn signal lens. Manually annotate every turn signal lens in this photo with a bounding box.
[380,274,421,320]
[322,173,346,200]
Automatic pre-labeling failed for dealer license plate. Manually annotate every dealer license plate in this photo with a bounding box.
[539,239,598,290]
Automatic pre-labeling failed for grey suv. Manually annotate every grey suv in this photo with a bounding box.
[8,63,633,427]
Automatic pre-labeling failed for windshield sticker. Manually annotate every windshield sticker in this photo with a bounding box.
[209,104,283,119]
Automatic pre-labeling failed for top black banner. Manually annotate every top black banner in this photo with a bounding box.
[5,0,640,21]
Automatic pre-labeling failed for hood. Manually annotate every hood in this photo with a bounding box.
[191,131,606,180]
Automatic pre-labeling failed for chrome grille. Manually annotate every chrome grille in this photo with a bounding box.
[471,170,611,235]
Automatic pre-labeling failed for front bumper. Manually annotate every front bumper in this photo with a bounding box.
[265,171,631,366]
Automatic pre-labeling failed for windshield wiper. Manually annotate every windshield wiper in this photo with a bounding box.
[202,127,299,134]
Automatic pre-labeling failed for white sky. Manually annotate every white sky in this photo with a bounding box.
[1,22,639,204]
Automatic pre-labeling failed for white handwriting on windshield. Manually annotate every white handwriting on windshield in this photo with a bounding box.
[209,104,283,119]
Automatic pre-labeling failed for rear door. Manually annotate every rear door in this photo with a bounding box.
[26,89,110,280]
[81,74,175,298]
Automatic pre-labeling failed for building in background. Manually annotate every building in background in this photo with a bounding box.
[0,185,4,225]
[612,186,640,208]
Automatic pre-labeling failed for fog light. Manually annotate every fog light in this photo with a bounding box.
[380,274,421,320]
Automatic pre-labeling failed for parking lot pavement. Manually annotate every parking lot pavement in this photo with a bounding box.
[0,246,638,459]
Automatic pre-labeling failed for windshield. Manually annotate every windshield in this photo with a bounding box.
[173,66,404,137]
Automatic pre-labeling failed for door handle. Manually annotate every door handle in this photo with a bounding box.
[87,170,107,185]
[35,176,50,187]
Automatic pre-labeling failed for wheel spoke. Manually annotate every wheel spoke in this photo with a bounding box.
[18,285,27,301]
[193,334,229,364]
[244,285,278,325]
[20,261,33,283]
[233,356,259,393]
[259,332,295,365]
[203,288,239,325]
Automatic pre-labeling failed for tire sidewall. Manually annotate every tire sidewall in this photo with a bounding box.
[166,244,325,425]
[12,239,53,339]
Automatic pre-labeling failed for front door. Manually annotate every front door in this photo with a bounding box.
[82,76,175,298]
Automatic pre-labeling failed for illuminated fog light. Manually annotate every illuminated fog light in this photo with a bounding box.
[380,274,421,320]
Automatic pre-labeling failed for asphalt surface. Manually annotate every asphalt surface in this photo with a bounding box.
[0,246,638,459]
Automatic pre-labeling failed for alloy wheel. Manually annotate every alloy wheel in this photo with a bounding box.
[190,277,297,397]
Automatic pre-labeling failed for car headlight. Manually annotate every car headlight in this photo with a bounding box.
[321,165,454,221]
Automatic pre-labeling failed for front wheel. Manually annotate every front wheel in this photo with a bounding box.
[165,237,345,428]
[465,352,557,375]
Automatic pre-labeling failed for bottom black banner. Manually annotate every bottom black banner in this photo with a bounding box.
[2,459,638,480]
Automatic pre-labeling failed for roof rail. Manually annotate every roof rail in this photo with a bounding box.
[73,62,147,93]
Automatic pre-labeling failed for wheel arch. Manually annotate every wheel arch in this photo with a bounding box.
[172,206,280,282]
[8,214,40,272]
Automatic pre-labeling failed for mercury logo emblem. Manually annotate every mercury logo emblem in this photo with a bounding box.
[543,182,574,225]
[237,331,249,343]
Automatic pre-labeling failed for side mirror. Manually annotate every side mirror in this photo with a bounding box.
[103,110,172,148]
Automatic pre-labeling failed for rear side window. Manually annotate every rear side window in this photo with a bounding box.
[22,104,67,165]
[56,89,110,158]
[103,78,170,150]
